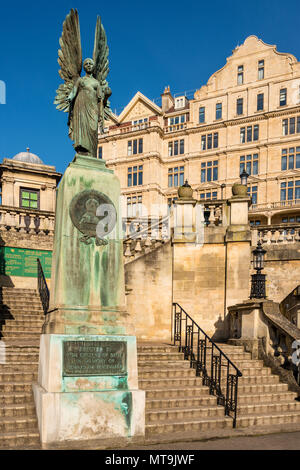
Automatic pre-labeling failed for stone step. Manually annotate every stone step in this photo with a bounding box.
[1,288,37,293]
[145,386,210,400]
[146,395,218,410]
[0,393,35,405]
[137,344,177,353]
[139,368,196,379]
[236,410,300,428]
[146,405,225,423]
[237,382,289,394]
[0,416,38,433]
[0,371,37,382]
[0,431,40,448]
[139,377,203,389]
[0,404,36,418]
[2,325,42,333]
[1,314,44,321]
[145,416,232,435]
[138,360,190,369]
[0,297,40,303]
[3,344,40,352]
[0,382,34,393]
[0,362,39,372]
[138,352,185,362]
[0,298,41,305]
[238,391,298,404]
[0,307,43,314]
[1,352,39,362]
[2,320,44,329]
[139,373,279,389]
[238,374,279,385]
[139,365,271,379]
[238,400,300,415]
[1,332,41,339]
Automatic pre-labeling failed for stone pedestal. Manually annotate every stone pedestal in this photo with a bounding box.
[33,334,145,445]
[33,155,145,446]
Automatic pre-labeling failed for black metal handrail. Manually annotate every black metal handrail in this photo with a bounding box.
[173,302,242,427]
[37,258,50,315]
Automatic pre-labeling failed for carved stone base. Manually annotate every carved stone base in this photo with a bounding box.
[42,306,135,335]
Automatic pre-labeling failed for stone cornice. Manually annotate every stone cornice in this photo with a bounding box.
[99,125,164,142]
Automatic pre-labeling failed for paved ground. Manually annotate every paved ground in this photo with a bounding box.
[129,431,300,450]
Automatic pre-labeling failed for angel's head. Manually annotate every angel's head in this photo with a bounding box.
[83,58,95,74]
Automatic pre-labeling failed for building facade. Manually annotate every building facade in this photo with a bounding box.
[98,36,300,227]
[0,149,61,288]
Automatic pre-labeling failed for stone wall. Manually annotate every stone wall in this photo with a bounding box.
[262,243,300,303]
[125,241,172,342]
[173,241,226,340]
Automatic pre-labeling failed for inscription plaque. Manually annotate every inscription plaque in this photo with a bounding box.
[63,341,127,377]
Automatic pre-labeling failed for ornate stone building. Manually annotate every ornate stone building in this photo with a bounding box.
[98,36,300,228]
[0,149,61,288]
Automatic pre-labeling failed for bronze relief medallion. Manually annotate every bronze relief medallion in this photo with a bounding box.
[69,189,117,246]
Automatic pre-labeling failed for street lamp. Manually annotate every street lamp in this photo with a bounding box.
[221,183,226,199]
[250,241,267,299]
[240,169,249,186]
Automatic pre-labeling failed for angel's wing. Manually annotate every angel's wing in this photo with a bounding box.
[93,16,110,116]
[54,9,82,112]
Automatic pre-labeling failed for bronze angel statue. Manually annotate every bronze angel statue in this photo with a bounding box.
[54,9,112,158]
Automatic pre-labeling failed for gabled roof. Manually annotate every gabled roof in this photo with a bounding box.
[195,35,300,99]
[117,91,163,123]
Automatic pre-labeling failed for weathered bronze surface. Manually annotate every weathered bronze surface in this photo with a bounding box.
[69,189,116,246]
[63,341,127,376]
[54,9,111,158]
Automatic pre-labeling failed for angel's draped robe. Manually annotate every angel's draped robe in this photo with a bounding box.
[69,76,102,158]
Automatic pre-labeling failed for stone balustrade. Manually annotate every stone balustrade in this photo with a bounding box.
[123,216,170,240]
[228,300,300,388]
[252,224,300,245]
[164,123,187,133]
[123,215,170,263]
[0,205,55,236]
[201,200,226,227]
[249,199,300,213]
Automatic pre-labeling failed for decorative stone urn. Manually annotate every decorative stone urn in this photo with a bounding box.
[178,180,193,200]
[232,182,248,197]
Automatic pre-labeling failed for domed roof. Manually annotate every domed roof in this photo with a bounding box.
[12,148,44,165]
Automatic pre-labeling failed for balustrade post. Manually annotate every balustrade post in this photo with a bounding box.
[28,214,36,234]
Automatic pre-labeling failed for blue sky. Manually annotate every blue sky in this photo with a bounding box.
[1,0,300,174]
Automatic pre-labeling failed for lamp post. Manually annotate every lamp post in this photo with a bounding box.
[250,240,267,299]
[221,183,226,199]
[240,169,249,186]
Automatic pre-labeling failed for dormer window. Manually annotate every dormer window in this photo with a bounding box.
[174,96,188,109]
[132,118,148,130]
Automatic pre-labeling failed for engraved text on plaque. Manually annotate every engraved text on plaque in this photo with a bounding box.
[63,341,127,376]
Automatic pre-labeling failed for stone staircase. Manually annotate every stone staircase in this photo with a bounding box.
[0,287,43,448]
[137,342,300,439]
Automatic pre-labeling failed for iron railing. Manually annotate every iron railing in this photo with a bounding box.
[37,258,49,315]
[173,302,242,427]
